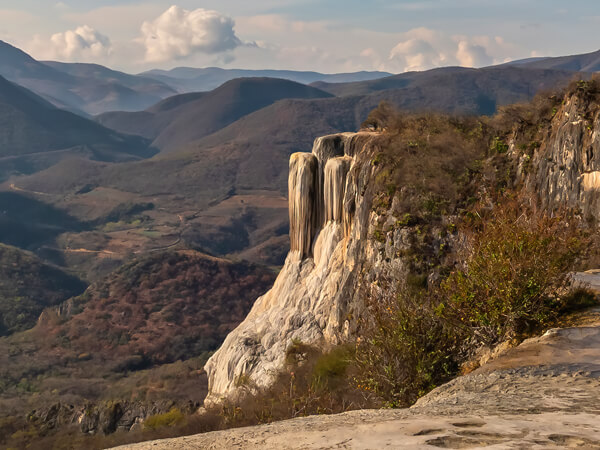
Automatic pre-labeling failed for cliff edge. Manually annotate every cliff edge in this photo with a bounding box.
[115,299,600,449]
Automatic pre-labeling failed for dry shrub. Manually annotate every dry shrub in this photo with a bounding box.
[218,343,376,428]
[355,198,596,407]
[441,200,591,346]
[366,106,487,222]
[354,278,460,408]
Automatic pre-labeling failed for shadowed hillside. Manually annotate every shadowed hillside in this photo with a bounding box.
[0,191,85,250]
[0,75,156,180]
[0,244,86,336]
[0,40,176,115]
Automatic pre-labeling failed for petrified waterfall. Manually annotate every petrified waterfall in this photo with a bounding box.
[324,156,353,225]
[289,151,353,257]
[204,132,375,404]
[289,153,318,257]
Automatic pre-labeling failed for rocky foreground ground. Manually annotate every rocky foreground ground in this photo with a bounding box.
[115,279,600,449]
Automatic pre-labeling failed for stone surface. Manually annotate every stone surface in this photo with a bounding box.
[114,311,600,449]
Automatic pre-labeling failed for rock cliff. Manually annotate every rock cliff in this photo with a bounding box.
[204,132,381,403]
[517,88,600,220]
[205,85,600,405]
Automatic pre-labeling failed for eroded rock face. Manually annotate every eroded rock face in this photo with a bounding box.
[28,400,198,435]
[204,133,378,404]
[521,94,600,220]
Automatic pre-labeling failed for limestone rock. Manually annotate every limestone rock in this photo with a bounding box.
[521,93,600,220]
[204,132,377,404]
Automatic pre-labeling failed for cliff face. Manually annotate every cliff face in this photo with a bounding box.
[205,88,600,404]
[205,132,383,403]
[518,91,600,220]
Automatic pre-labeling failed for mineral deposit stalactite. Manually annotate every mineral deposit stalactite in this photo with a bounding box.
[289,152,318,257]
[312,135,345,229]
[324,156,352,224]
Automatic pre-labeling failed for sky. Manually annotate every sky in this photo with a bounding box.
[0,0,598,74]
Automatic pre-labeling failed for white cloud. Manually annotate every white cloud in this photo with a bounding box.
[389,28,449,71]
[139,5,243,63]
[388,28,510,72]
[456,40,493,67]
[29,25,112,61]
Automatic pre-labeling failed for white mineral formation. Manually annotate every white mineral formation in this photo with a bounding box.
[204,132,375,404]
[289,152,318,257]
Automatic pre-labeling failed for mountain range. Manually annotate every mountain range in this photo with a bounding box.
[96,77,333,153]
[1,43,596,274]
[0,40,391,115]
[0,74,155,181]
[140,67,393,93]
[0,40,176,115]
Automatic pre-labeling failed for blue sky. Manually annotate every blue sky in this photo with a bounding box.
[0,0,598,73]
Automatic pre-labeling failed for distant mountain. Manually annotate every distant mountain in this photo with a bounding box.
[311,66,582,113]
[0,40,176,115]
[140,67,392,93]
[0,74,155,180]
[504,49,600,72]
[96,77,333,153]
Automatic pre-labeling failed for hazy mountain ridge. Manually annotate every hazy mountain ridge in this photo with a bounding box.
[0,75,156,181]
[0,41,176,115]
[140,67,393,93]
[504,48,600,72]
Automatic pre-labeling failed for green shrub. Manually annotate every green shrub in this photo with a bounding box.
[354,282,459,407]
[491,136,509,154]
[311,346,352,391]
[144,408,185,430]
[440,202,588,345]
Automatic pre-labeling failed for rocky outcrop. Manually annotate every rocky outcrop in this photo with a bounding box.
[204,132,379,404]
[518,92,600,220]
[28,400,199,435]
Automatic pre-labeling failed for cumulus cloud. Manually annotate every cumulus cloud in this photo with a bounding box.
[456,40,493,67]
[29,25,112,61]
[140,5,243,63]
[388,28,507,72]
